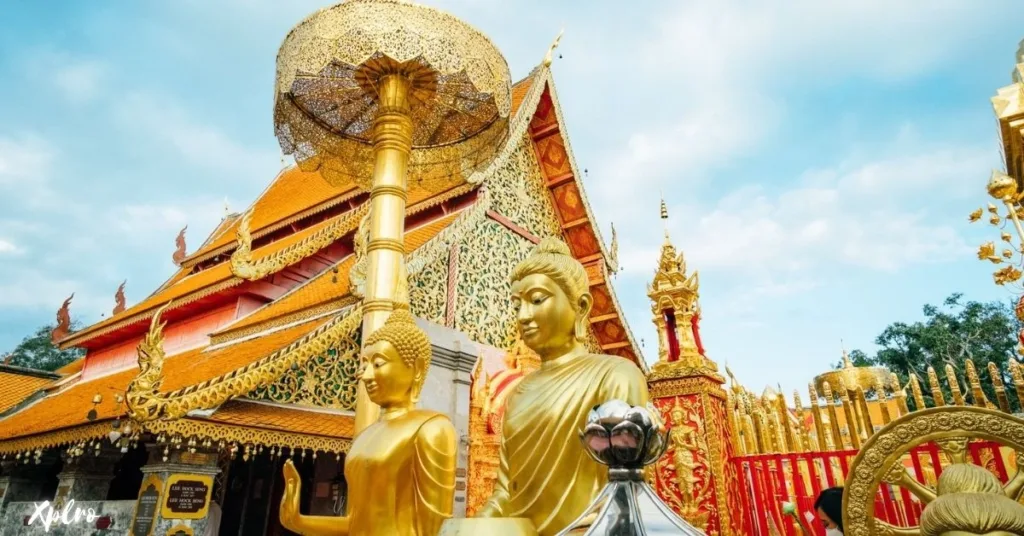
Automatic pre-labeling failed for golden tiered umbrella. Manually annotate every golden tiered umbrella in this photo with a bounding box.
[814,351,891,395]
[273,0,512,432]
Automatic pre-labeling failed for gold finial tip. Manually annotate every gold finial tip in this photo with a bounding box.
[542,28,564,67]
[987,169,1017,201]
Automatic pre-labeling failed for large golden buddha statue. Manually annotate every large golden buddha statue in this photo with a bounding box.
[919,464,1024,536]
[475,238,650,535]
[279,303,457,536]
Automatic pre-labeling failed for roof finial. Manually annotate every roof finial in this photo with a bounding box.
[543,28,564,68]
[659,194,670,242]
[172,225,188,266]
[113,280,127,315]
[223,197,231,217]
[608,222,619,274]
[841,339,853,368]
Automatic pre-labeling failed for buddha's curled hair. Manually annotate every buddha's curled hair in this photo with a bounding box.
[364,302,432,370]
[920,463,1024,536]
[510,238,590,310]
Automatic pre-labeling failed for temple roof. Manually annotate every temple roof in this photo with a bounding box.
[4,64,644,455]
[0,365,59,414]
[0,318,327,443]
[202,399,354,440]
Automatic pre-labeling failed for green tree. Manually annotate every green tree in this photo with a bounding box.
[850,293,1022,411]
[4,323,85,372]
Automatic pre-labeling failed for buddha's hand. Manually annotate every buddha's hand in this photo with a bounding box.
[280,459,303,531]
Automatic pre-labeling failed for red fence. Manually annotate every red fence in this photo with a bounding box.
[731,441,1012,535]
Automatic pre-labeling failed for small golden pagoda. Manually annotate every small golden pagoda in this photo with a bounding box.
[813,350,891,397]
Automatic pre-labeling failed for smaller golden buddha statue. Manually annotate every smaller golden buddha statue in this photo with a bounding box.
[279,303,457,536]
[919,464,1024,536]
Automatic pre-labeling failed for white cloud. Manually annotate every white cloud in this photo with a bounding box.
[639,0,1002,86]
[0,269,103,315]
[116,92,279,181]
[586,0,1007,231]
[0,239,21,256]
[23,51,108,104]
[53,60,107,103]
[680,144,985,275]
[0,135,54,185]
[614,137,990,306]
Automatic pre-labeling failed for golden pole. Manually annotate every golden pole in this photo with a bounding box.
[355,74,414,434]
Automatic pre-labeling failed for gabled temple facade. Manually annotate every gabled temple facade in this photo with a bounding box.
[0,61,644,534]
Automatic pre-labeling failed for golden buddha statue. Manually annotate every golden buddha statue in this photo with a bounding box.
[919,464,1024,536]
[279,303,457,536]
[473,238,650,535]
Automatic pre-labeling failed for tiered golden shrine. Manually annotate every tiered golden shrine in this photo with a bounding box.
[642,208,739,535]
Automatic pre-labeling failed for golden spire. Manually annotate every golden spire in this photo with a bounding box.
[659,195,670,242]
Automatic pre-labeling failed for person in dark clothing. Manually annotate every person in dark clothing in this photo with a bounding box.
[814,487,844,535]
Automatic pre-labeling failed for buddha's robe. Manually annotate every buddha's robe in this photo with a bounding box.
[478,353,649,535]
[345,409,456,536]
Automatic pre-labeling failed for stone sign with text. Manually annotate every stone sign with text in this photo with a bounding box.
[161,474,213,520]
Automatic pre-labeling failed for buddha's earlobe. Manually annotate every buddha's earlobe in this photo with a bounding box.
[574,293,593,341]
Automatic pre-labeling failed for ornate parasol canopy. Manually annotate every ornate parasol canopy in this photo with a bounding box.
[814,351,891,395]
[274,0,513,191]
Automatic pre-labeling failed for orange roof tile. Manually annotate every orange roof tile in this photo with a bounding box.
[183,170,453,267]
[0,368,56,413]
[54,359,84,376]
[205,400,354,439]
[0,317,326,439]
[185,168,360,263]
[221,211,463,335]
[511,74,536,117]
[63,208,361,346]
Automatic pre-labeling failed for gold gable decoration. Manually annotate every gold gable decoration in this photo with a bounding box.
[231,201,369,281]
[126,305,364,422]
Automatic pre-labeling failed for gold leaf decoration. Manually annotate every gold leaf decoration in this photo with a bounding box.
[994,265,1023,285]
[978,242,999,262]
[968,208,983,222]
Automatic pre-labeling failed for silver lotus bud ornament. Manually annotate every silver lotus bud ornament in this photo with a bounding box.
[557,400,706,536]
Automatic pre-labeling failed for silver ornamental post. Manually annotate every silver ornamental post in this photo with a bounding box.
[556,400,707,536]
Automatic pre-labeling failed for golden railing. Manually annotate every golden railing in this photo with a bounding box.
[729,358,1024,457]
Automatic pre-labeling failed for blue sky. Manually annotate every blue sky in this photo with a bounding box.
[0,1,1021,397]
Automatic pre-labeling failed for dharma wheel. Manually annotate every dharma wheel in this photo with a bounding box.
[273,0,513,191]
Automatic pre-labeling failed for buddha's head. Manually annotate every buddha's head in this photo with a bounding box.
[510,238,592,358]
[360,303,432,407]
[920,463,1024,536]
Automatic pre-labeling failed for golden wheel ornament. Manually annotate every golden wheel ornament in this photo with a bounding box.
[843,406,1024,536]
